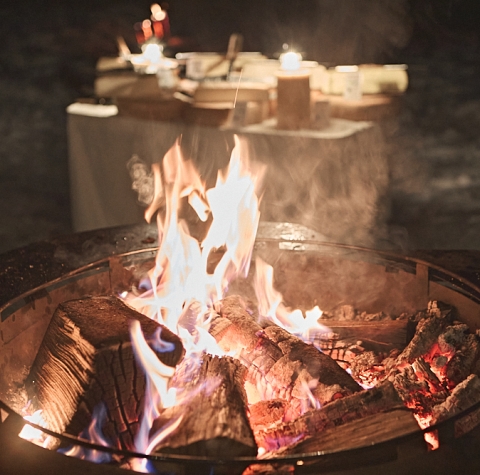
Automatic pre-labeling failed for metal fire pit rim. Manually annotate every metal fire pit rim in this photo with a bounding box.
[2,397,479,468]
[3,238,480,317]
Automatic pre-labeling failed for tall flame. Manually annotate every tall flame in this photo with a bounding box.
[124,136,265,462]
[126,136,265,338]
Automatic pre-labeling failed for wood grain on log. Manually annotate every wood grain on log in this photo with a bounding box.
[254,380,405,451]
[263,325,361,405]
[152,354,257,458]
[283,408,423,455]
[25,295,184,450]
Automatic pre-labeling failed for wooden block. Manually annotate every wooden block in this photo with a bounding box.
[255,380,406,451]
[25,295,184,450]
[286,408,422,454]
[152,354,257,458]
[318,319,408,353]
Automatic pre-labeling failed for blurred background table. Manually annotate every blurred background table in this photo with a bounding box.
[67,106,388,247]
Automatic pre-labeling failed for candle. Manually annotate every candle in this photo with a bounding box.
[134,22,146,45]
[141,19,153,41]
[276,52,311,130]
[150,3,166,39]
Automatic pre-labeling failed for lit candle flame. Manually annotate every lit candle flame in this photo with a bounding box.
[280,51,302,71]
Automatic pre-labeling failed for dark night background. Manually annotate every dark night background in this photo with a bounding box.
[1,0,480,253]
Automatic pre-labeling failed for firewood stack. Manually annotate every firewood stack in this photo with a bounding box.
[23,292,480,463]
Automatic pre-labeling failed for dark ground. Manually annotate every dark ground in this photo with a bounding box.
[1,0,480,254]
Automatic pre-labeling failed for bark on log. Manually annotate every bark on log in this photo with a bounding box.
[25,295,184,450]
[254,380,405,452]
[152,354,257,458]
[211,296,361,412]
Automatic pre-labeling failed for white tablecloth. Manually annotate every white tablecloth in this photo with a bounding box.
[67,106,389,247]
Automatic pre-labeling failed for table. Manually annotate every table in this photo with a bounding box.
[67,106,389,247]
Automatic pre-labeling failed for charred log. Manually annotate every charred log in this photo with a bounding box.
[315,319,408,356]
[397,301,453,365]
[211,296,361,411]
[152,354,257,458]
[254,380,406,451]
[393,357,449,417]
[263,325,361,406]
[25,295,184,450]
[282,407,423,455]
[248,399,288,431]
[431,373,480,437]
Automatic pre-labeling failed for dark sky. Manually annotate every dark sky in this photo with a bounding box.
[6,0,477,65]
[155,0,480,63]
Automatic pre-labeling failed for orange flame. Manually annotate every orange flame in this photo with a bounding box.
[254,256,329,342]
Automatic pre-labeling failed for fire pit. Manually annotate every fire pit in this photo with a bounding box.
[2,221,480,475]
[2,137,480,475]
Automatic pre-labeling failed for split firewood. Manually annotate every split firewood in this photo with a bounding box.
[25,295,184,450]
[151,354,257,458]
[316,319,408,356]
[263,325,362,407]
[254,380,406,452]
[280,407,423,456]
[211,296,361,412]
[431,373,480,437]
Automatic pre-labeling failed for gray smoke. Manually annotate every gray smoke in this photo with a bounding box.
[127,154,155,206]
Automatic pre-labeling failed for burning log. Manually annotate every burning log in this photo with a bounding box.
[151,353,257,457]
[255,380,407,452]
[397,301,453,365]
[393,357,450,417]
[281,407,423,455]
[211,296,361,411]
[25,295,184,450]
[316,319,408,355]
[248,399,288,431]
[263,325,362,405]
[436,324,480,387]
[431,374,480,437]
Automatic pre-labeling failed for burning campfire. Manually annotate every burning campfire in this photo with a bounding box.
[12,136,480,473]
